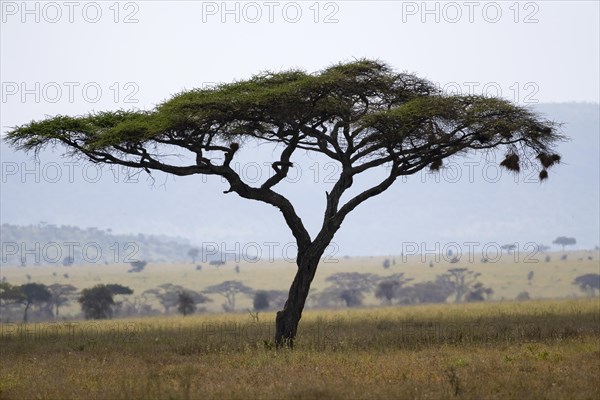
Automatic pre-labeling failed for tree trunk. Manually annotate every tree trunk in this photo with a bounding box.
[275,255,320,348]
[23,302,31,323]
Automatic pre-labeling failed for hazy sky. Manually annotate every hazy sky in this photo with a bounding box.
[1,1,599,257]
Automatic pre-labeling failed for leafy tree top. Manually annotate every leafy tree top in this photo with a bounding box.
[106,284,134,295]
[7,59,562,178]
[21,283,51,304]
[204,280,254,295]
[553,236,577,247]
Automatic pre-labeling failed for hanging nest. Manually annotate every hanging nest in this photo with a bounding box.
[539,169,548,181]
[500,153,520,172]
[430,159,443,171]
[537,152,561,168]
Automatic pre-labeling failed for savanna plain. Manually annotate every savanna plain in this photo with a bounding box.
[1,251,599,399]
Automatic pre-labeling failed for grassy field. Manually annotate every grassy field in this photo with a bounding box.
[1,250,598,315]
[1,298,599,399]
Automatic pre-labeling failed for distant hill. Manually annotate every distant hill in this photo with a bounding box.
[0,223,224,266]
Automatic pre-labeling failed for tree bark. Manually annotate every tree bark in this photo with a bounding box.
[275,252,322,348]
[23,302,30,323]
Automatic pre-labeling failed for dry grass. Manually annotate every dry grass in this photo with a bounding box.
[1,298,599,399]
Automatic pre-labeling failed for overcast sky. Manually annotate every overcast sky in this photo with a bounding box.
[1,1,599,257]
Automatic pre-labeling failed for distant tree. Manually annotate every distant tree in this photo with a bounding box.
[0,282,25,313]
[252,290,287,311]
[78,285,115,319]
[187,248,200,264]
[439,268,491,303]
[464,282,493,302]
[204,280,254,312]
[573,274,600,296]
[375,281,398,304]
[119,292,156,317]
[106,284,134,295]
[235,265,240,274]
[536,244,551,253]
[62,256,74,266]
[177,291,197,316]
[195,265,203,271]
[552,236,576,250]
[19,283,51,322]
[527,271,534,283]
[398,279,454,304]
[47,283,78,318]
[253,290,270,311]
[374,273,413,304]
[105,284,134,315]
[324,272,379,307]
[144,285,179,314]
[501,244,517,254]
[382,259,391,269]
[128,260,147,273]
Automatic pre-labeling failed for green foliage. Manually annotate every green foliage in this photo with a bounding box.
[144,284,210,314]
[5,59,563,179]
[0,282,25,304]
[78,284,115,319]
[177,291,196,316]
[17,283,52,322]
[553,236,577,249]
[106,284,134,295]
[374,273,412,304]
[20,283,51,307]
[253,290,270,311]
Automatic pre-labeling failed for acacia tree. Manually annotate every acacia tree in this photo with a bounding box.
[78,284,116,319]
[177,291,197,316]
[5,60,563,346]
[47,283,78,318]
[20,283,51,322]
[552,236,576,250]
[323,272,380,307]
[203,280,254,312]
[440,268,488,304]
[375,273,413,305]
